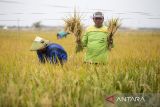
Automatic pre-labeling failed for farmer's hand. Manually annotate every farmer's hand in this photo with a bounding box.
[76,39,81,44]
[108,32,113,37]
[107,37,114,51]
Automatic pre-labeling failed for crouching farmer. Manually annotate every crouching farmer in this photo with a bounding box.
[30,36,67,65]
[57,31,69,39]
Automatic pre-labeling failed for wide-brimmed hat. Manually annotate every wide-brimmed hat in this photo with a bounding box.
[30,36,50,51]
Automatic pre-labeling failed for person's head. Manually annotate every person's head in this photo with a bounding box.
[37,47,46,53]
[37,40,47,53]
[30,36,49,51]
[93,12,104,28]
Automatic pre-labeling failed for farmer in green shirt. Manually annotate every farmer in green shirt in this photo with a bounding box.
[82,12,110,64]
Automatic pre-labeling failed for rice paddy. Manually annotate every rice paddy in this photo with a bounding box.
[0,30,159,107]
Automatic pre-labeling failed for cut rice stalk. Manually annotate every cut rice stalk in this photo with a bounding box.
[64,9,83,53]
[106,18,121,50]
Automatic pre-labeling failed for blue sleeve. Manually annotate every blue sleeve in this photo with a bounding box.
[59,51,67,61]
[47,44,68,64]
[48,50,58,63]
[48,49,67,64]
[37,51,45,63]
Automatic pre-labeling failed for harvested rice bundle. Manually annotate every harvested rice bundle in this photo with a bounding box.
[64,9,83,53]
[107,18,121,50]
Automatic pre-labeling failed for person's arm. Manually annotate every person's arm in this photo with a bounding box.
[37,51,45,63]
[64,32,69,38]
[56,49,68,65]
[59,50,67,61]
[48,49,58,64]
[82,31,88,47]
[107,33,114,51]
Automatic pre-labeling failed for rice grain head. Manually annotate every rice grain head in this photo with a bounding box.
[106,18,121,50]
[107,18,121,36]
[64,8,83,53]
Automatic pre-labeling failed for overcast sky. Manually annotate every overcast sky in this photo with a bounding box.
[0,0,160,28]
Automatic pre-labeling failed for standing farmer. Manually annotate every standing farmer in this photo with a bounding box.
[82,12,111,64]
[30,36,67,64]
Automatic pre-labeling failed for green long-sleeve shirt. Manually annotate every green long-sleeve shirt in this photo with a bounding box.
[82,25,109,64]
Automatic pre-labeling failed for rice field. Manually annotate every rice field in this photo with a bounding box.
[0,30,159,107]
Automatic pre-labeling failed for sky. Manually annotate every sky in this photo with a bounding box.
[0,0,160,28]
